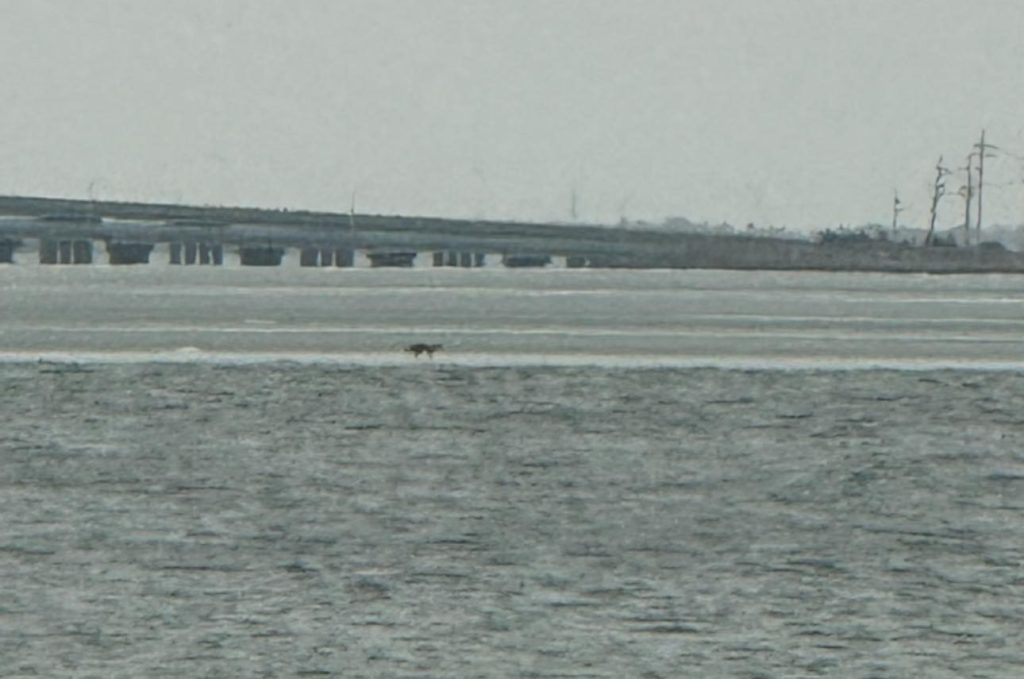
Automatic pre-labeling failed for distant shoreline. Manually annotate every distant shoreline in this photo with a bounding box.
[1,194,1023,273]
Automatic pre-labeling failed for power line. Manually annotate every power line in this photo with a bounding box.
[974,129,998,241]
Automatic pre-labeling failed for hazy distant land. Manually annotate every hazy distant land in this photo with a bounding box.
[1,194,1023,273]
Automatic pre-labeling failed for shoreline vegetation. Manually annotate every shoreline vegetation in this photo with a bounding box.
[0,194,1023,273]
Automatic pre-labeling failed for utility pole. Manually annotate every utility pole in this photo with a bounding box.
[891,189,904,235]
[926,156,951,246]
[87,179,99,220]
[617,194,632,226]
[962,152,974,246]
[348,188,358,259]
[974,129,998,244]
[349,189,357,234]
[570,187,578,222]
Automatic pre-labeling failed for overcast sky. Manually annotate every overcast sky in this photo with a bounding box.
[2,0,1024,231]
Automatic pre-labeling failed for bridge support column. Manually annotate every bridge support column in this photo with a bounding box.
[367,251,416,267]
[39,240,58,264]
[300,247,340,267]
[300,247,319,267]
[107,242,153,265]
[0,240,15,263]
[334,249,354,267]
[434,250,486,267]
[71,240,93,264]
[239,246,284,266]
[502,254,552,268]
[171,242,222,265]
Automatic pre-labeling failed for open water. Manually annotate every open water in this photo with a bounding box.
[1,266,1023,677]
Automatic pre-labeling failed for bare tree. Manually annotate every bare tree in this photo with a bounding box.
[925,156,951,246]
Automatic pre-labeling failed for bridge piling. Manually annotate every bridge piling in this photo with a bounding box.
[367,251,416,267]
[335,248,354,267]
[39,240,58,264]
[71,240,92,264]
[502,254,552,268]
[170,241,221,265]
[106,242,153,265]
[433,250,487,268]
[300,247,342,266]
[239,245,284,266]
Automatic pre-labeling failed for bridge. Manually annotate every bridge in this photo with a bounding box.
[0,194,1023,273]
[0,195,651,269]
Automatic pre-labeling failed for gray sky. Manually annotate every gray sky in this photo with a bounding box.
[2,0,1024,231]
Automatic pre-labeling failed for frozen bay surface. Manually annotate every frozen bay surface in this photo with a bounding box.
[1,267,1023,677]
[0,266,1022,367]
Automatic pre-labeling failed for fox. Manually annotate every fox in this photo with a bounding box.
[405,343,443,358]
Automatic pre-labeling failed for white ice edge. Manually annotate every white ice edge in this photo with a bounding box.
[4,324,1024,343]
[4,350,1024,371]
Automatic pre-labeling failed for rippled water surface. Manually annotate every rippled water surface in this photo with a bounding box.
[1,268,1023,677]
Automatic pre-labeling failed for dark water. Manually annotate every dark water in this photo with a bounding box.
[2,363,1023,677]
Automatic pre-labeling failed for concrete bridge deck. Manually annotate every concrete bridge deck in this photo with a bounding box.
[1,195,1023,273]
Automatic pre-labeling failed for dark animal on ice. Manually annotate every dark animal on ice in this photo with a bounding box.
[406,343,443,358]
